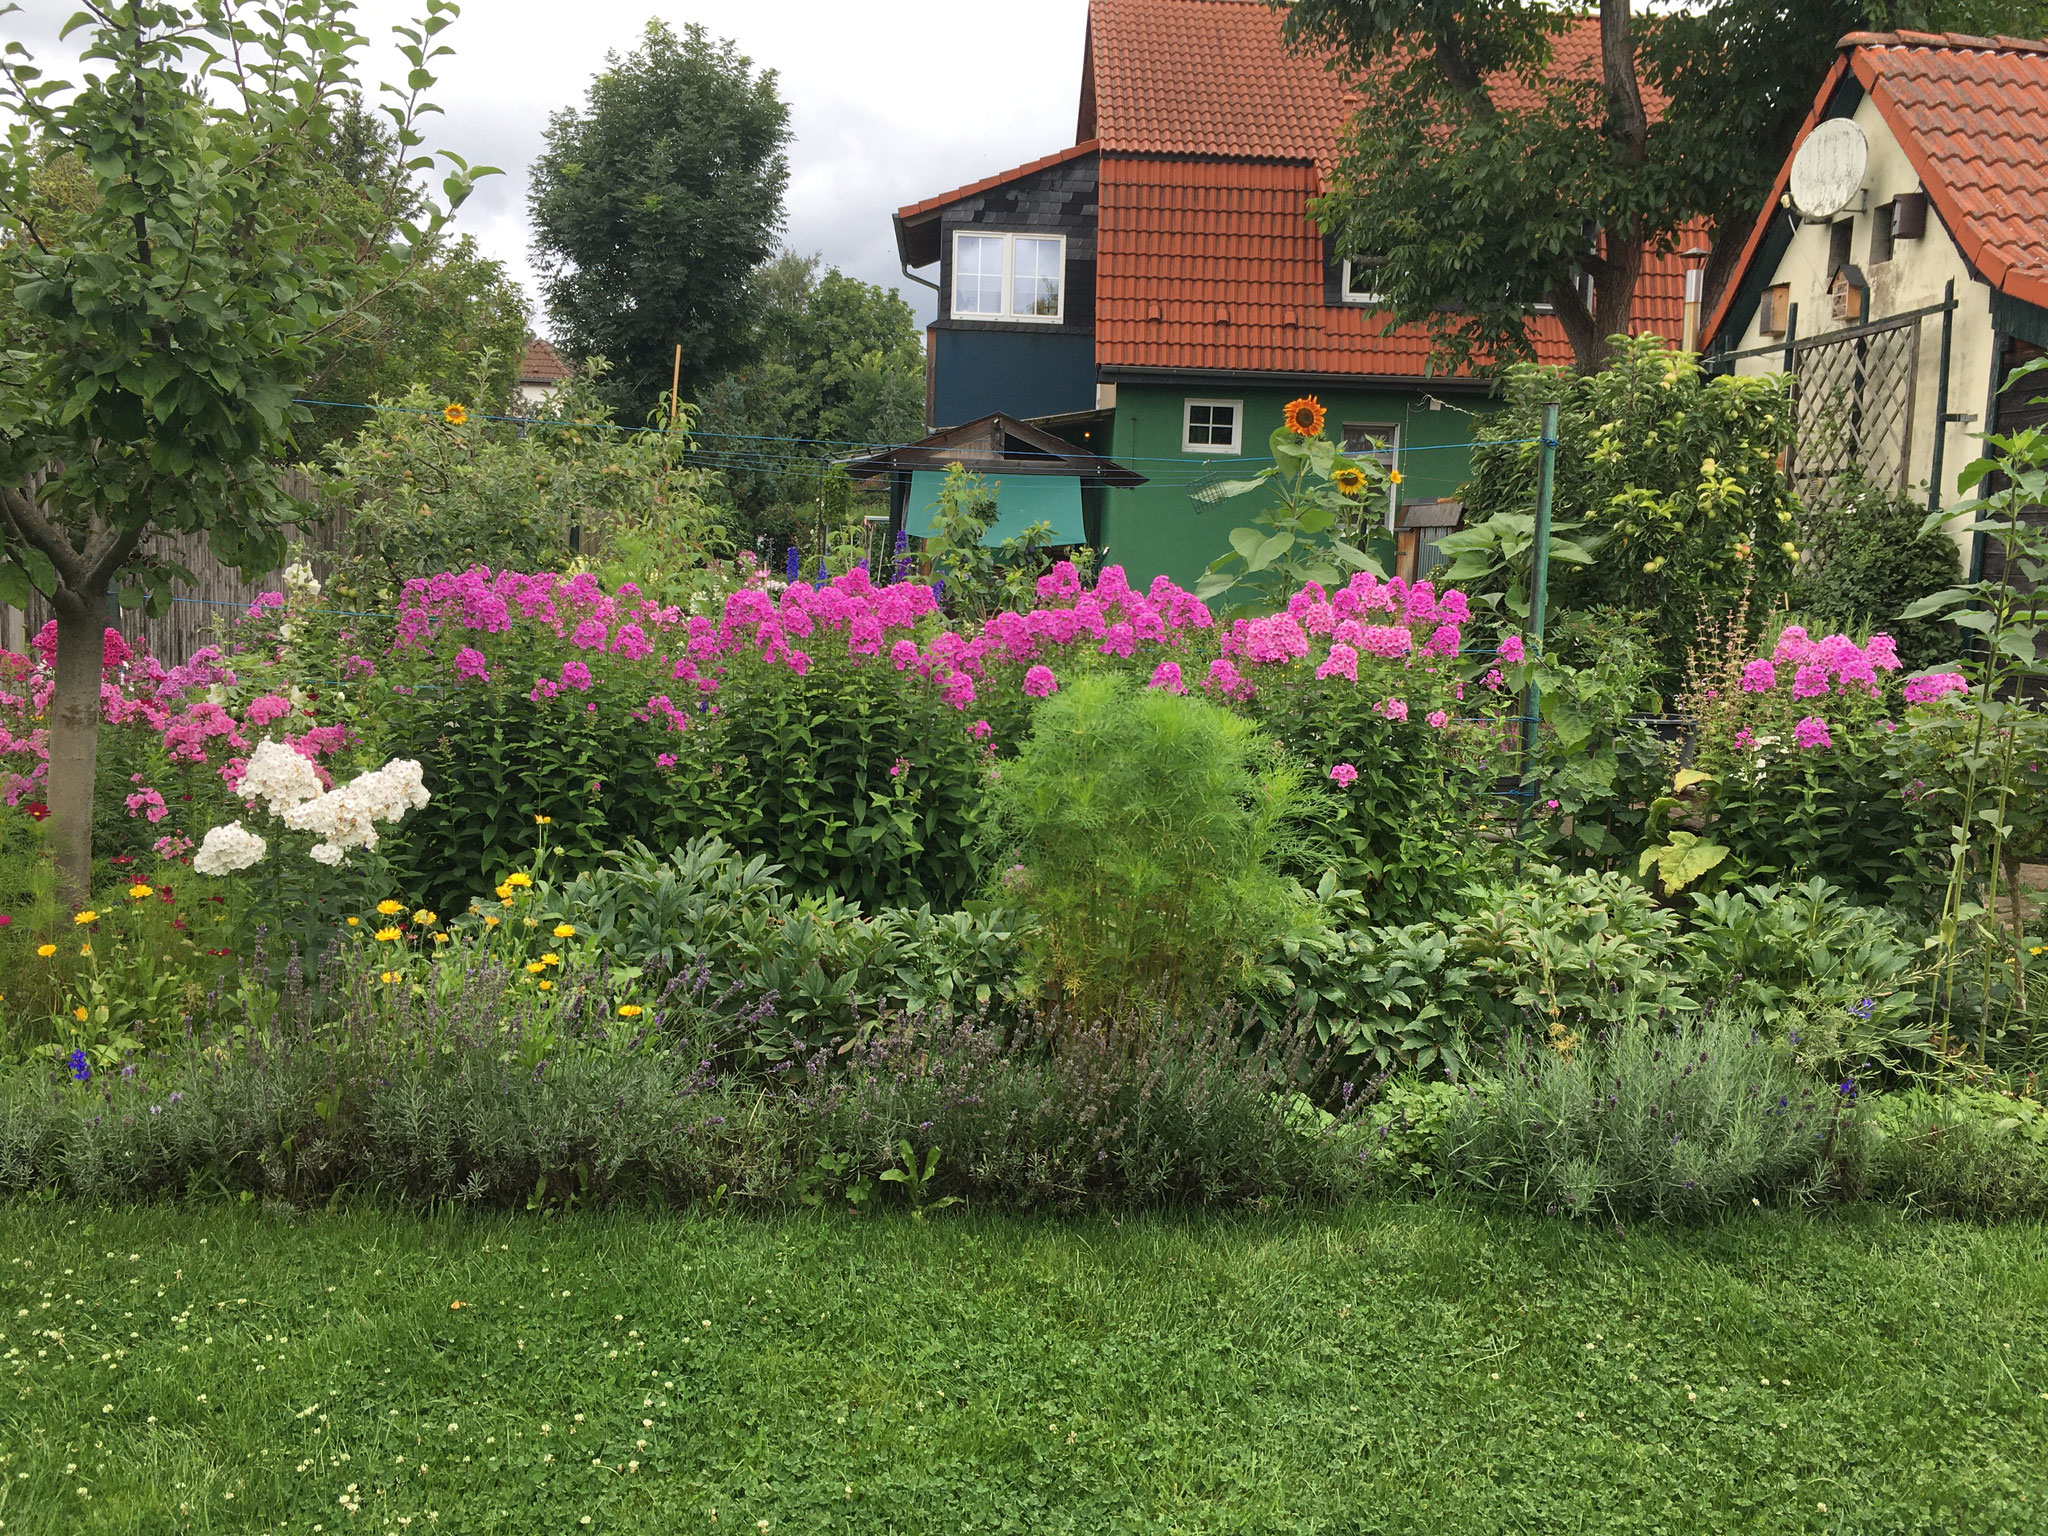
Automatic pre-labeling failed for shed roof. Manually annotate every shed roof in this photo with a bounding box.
[1702,31,2048,345]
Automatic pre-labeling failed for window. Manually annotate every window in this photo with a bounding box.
[1828,219,1854,281]
[1183,399,1242,454]
[1339,258,1384,305]
[1869,202,1895,266]
[951,231,1064,322]
[1342,422,1399,467]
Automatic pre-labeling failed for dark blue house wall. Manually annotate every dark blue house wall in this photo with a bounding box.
[932,329,1097,428]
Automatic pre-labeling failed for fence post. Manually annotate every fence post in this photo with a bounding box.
[1927,278,1957,517]
[1518,401,1561,825]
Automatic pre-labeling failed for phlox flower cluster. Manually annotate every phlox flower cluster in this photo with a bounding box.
[1902,670,1970,706]
[278,759,431,867]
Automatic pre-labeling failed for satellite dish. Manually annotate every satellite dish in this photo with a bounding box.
[1789,120,1869,219]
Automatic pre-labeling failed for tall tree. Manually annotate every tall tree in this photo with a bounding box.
[528,20,792,416]
[1282,0,2048,371]
[696,253,925,518]
[0,0,491,902]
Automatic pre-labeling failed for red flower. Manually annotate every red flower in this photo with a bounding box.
[24,803,48,821]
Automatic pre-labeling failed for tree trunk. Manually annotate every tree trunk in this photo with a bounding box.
[46,593,103,909]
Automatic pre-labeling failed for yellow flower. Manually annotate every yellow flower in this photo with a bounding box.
[434,932,451,945]
[442,402,469,425]
[619,1004,644,1018]
[536,978,554,992]
[494,884,515,901]
[484,915,501,929]
[79,944,91,957]
[1387,469,1404,486]
[374,927,403,943]
[73,1006,88,1022]
[347,916,360,927]
[413,910,438,927]
[541,953,561,968]
[1331,467,1366,497]
[526,961,547,975]
[535,815,553,825]
[377,900,405,917]
[506,872,533,889]
[379,971,401,985]
[554,924,576,939]
[128,884,153,901]
[1283,396,1327,438]
[37,944,56,959]
[74,911,97,925]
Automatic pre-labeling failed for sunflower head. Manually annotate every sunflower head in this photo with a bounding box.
[442,403,469,425]
[1331,466,1367,497]
[1283,396,1327,438]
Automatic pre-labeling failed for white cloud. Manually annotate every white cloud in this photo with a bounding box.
[4,0,1093,330]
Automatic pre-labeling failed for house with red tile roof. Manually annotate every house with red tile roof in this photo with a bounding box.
[517,337,572,411]
[1702,30,2048,575]
[893,0,1696,589]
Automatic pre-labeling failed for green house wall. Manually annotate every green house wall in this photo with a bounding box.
[1098,382,1493,591]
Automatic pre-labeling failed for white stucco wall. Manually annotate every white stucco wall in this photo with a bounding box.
[1725,90,1998,563]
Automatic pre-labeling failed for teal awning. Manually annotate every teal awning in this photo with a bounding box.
[906,469,1085,545]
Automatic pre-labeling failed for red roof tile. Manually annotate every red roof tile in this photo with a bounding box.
[1095,154,1692,376]
[896,140,1101,222]
[1704,31,2048,344]
[520,337,570,384]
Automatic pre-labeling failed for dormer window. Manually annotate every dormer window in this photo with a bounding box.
[953,232,1066,322]
[1339,258,1384,305]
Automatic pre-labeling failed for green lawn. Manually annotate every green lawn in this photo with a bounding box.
[0,1201,2043,1535]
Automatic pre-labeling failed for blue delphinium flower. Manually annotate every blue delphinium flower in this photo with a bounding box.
[1850,996,1877,1021]
[66,1049,90,1083]
[784,545,801,581]
[815,554,830,584]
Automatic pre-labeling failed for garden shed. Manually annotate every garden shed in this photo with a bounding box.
[841,412,1144,552]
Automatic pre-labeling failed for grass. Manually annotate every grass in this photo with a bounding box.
[0,1201,2043,1535]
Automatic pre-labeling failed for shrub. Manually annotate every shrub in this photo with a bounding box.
[1441,1010,1841,1223]
[1852,1083,2048,1222]
[991,673,1307,1018]
[1793,469,1961,673]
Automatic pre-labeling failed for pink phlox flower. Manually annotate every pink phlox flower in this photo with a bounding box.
[31,622,57,668]
[1865,633,1902,671]
[1205,659,1252,700]
[1148,661,1188,694]
[453,647,491,683]
[1793,715,1832,751]
[288,725,352,761]
[1422,623,1461,659]
[1022,665,1058,700]
[1484,668,1505,691]
[1315,643,1359,682]
[1740,659,1777,692]
[890,639,922,672]
[942,673,977,709]
[1036,561,1085,602]
[1328,762,1359,788]
[1427,709,1450,729]
[558,660,594,693]
[1816,634,1863,674]
[101,629,132,671]
[1733,727,1757,750]
[569,617,609,652]
[339,655,376,681]
[1377,697,1410,722]
[124,787,168,824]
[611,623,653,661]
[889,757,910,779]
[1902,671,1969,705]
[1100,622,1137,659]
[1358,625,1414,660]
[847,613,884,656]
[1497,633,1527,665]
[656,752,678,769]
[1791,663,1831,699]
[969,719,993,740]
[1771,625,1818,666]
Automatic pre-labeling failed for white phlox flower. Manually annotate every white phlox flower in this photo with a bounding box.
[193,821,268,876]
[235,738,324,814]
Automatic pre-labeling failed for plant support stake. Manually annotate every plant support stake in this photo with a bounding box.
[1519,401,1561,823]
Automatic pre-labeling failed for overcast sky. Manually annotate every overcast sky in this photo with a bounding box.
[4,0,1097,332]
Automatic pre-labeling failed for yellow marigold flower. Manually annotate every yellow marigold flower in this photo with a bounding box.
[74,910,97,925]
[537,978,554,992]
[377,900,405,917]
[374,927,403,943]
[128,883,153,900]
[484,915,501,928]
[541,953,561,968]
[413,910,438,927]
[506,872,533,889]
[526,961,547,975]
[1283,396,1327,437]
[74,1006,88,1021]
[1331,467,1366,497]
[618,1004,643,1018]
[535,815,553,825]
[347,916,360,927]
[443,402,468,425]
[495,884,515,901]
[434,932,451,944]
[554,924,576,939]
[37,943,57,959]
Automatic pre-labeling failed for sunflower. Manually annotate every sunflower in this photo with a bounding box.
[1283,396,1327,438]
[1331,466,1367,497]
[442,403,469,425]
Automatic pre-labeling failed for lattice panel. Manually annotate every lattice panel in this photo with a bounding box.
[1790,318,1920,505]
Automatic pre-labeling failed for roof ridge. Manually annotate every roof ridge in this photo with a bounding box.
[1839,28,2048,55]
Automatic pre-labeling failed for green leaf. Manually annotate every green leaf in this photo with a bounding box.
[1247,531,1295,572]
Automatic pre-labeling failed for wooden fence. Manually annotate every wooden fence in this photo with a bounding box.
[1,474,348,666]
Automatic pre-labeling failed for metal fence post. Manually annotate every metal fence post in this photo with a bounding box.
[1518,401,1561,824]
[1928,278,1957,517]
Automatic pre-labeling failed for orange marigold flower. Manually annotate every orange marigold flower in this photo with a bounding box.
[1283,396,1327,438]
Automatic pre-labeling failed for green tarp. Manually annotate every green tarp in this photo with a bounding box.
[906,470,1084,545]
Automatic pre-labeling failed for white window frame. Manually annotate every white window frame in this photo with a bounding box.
[1339,258,1385,306]
[1183,398,1244,455]
[950,230,1066,324]
[1342,422,1400,467]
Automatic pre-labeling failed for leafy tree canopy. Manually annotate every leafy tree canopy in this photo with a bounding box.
[529,20,792,417]
[0,0,491,899]
[1283,0,2048,372]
